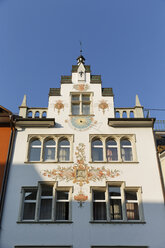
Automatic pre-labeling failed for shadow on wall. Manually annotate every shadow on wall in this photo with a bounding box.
[0,162,165,248]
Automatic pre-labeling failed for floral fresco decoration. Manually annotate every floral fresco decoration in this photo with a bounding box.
[42,143,120,187]
[73,84,89,92]
[98,100,109,114]
[54,100,64,114]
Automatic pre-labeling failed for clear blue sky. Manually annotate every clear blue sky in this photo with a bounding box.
[0,0,165,119]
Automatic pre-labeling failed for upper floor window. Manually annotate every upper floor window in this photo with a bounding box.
[106,139,118,161]
[27,135,73,163]
[19,183,71,222]
[58,139,70,162]
[90,135,136,163]
[121,139,133,161]
[92,139,103,162]
[71,93,91,115]
[44,139,56,161]
[92,183,143,222]
[29,139,41,161]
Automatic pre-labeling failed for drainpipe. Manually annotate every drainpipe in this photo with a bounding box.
[0,115,16,228]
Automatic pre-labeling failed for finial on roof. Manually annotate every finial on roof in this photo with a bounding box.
[21,94,27,107]
[77,41,85,65]
[135,94,141,107]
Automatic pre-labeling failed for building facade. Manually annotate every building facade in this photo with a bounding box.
[0,56,165,248]
[0,106,15,225]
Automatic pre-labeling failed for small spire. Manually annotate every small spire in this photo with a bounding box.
[135,94,141,107]
[77,41,85,65]
[21,94,27,107]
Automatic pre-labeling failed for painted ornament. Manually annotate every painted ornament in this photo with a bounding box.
[54,100,64,114]
[98,100,109,114]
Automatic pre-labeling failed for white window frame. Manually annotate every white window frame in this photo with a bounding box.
[89,134,137,163]
[91,182,144,223]
[70,92,93,115]
[26,135,73,163]
[18,182,72,223]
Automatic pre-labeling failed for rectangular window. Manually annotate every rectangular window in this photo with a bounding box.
[93,190,106,220]
[92,185,143,222]
[22,190,37,220]
[125,191,139,220]
[109,186,122,220]
[20,184,71,222]
[56,191,69,220]
[71,93,91,115]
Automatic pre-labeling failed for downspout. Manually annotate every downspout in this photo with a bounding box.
[0,115,16,228]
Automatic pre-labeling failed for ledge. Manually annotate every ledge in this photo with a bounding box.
[16,118,55,128]
[89,161,139,164]
[108,118,155,128]
[90,221,146,224]
[24,161,74,164]
[17,221,73,224]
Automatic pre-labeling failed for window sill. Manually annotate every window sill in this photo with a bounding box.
[24,161,74,164]
[17,221,73,224]
[89,161,139,164]
[90,221,146,224]
[69,114,95,117]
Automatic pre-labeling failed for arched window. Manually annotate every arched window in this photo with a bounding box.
[122,111,127,118]
[44,139,56,161]
[130,111,134,118]
[92,139,103,161]
[106,139,118,161]
[28,111,32,118]
[115,111,120,118]
[35,111,40,118]
[121,139,133,161]
[58,139,70,162]
[42,111,47,118]
[29,139,41,161]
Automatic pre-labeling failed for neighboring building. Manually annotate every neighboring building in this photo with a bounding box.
[0,56,165,248]
[0,106,15,225]
[154,121,165,193]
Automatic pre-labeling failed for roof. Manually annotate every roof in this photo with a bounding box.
[0,106,12,116]
[102,88,113,96]
[72,65,91,73]
[49,88,61,96]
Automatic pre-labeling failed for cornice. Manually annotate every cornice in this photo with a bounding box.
[15,118,55,128]
[108,118,155,128]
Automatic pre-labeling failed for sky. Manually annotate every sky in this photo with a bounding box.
[0,0,165,119]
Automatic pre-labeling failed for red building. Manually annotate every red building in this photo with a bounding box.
[0,106,15,225]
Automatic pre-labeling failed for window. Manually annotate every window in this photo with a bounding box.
[27,135,73,162]
[71,93,91,115]
[106,139,118,161]
[92,139,103,162]
[58,139,70,162]
[92,183,143,222]
[109,186,122,220]
[29,139,41,161]
[44,139,56,161]
[121,139,133,161]
[20,183,71,222]
[93,190,106,220]
[90,135,136,163]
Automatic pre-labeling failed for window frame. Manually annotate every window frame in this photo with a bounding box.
[89,134,137,163]
[26,135,73,163]
[91,182,144,223]
[18,182,72,223]
[70,92,93,116]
